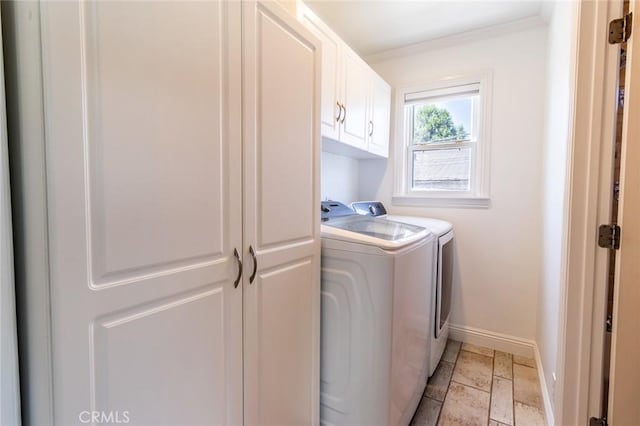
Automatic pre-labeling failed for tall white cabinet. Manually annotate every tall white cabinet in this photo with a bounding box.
[242,3,321,424]
[5,1,320,425]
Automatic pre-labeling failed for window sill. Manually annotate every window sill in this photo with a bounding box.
[391,195,491,209]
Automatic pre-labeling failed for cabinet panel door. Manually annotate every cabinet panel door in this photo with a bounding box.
[243,2,321,425]
[298,7,341,141]
[40,2,243,424]
[369,75,391,158]
[341,49,370,150]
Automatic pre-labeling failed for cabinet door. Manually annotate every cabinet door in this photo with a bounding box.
[298,6,342,141]
[40,2,243,424]
[368,74,391,158]
[341,48,370,150]
[243,2,321,425]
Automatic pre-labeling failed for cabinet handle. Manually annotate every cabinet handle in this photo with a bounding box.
[249,245,258,284]
[368,120,374,136]
[340,104,346,124]
[233,248,242,288]
[335,102,342,122]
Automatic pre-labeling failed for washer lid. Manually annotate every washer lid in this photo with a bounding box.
[322,215,430,249]
[350,201,453,237]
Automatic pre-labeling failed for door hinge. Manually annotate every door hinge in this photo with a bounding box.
[606,314,613,333]
[598,224,621,250]
[609,12,633,44]
[590,417,608,426]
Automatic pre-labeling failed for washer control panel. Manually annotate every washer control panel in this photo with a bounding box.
[351,201,387,217]
[321,201,357,221]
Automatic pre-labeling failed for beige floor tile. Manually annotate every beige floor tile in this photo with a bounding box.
[461,342,494,357]
[514,401,545,425]
[490,376,514,425]
[451,350,493,392]
[411,397,442,426]
[494,351,513,380]
[489,421,509,426]
[513,364,542,409]
[513,355,536,368]
[438,382,490,426]
[442,340,462,363]
[426,361,455,401]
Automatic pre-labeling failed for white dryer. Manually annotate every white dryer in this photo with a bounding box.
[352,201,454,378]
[320,201,435,426]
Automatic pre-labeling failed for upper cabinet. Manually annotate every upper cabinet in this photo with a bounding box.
[368,73,392,157]
[341,48,370,151]
[298,4,391,159]
[298,7,342,141]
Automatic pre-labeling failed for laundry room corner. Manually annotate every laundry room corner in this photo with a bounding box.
[5,0,626,424]
[357,24,548,348]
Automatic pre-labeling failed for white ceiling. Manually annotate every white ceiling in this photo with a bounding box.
[305,1,545,56]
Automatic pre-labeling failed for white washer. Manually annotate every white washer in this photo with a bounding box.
[352,201,454,377]
[320,201,435,426]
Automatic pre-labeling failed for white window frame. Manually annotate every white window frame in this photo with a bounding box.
[392,72,493,208]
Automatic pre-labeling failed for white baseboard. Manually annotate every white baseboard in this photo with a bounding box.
[449,324,535,357]
[449,324,555,426]
[534,342,555,426]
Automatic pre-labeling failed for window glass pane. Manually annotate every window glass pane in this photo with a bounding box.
[412,148,471,191]
[411,95,477,145]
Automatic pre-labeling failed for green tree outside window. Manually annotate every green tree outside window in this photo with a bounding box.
[414,105,467,144]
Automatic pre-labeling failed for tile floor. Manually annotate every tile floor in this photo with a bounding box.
[411,341,545,426]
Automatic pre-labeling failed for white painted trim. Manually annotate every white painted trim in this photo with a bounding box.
[448,324,534,358]
[365,15,546,64]
[392,71,493,207]
[585,0,621,419]
[0,6,22,426]
[391,195,490,209]
[558,0,621,425]
[535,342,556,426]
[2,2,55,424]
[450,324,555,425]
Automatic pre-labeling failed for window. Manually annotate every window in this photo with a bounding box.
[393,73,492,208]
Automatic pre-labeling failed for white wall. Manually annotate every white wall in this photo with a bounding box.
[538,1,576,409]
[321,150,361,203]
[362,26,548,340]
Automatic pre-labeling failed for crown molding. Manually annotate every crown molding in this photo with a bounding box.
[365,15,547,64]
[540,1,555,23]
